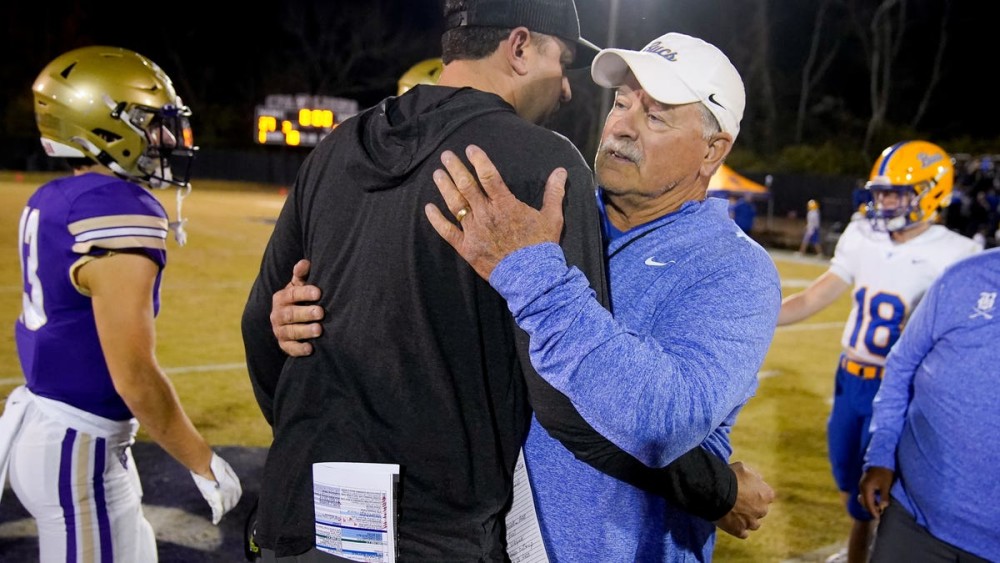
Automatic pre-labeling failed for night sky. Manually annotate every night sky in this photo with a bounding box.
[1,0,997,154]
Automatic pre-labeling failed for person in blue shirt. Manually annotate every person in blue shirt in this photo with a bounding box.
[425,32,782,561]
[730,194,757,234]
[859,248,1000,563]
[267,31,779,562]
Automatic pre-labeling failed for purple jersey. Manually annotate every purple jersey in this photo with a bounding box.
[15,172,169,420]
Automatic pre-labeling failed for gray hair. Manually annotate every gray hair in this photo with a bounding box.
[698,103,721,141]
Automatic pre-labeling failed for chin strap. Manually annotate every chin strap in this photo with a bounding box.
[169,183,191,246]
[68,126,192,246]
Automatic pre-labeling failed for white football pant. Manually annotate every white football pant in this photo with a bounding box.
[8,393,156,562]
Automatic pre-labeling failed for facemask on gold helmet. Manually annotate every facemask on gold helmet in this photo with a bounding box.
[33,46,197,190]
[397,58,443,96]
[864,140,953,233]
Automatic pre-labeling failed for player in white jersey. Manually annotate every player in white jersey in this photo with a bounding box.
[777,140,981,563]
[0,46,241,562]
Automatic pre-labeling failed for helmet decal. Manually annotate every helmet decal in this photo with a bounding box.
[864,140,953,233]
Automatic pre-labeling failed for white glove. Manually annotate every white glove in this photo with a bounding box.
[191,452,243,525]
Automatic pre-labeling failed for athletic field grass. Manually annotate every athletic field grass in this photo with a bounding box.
[0,171,852,562]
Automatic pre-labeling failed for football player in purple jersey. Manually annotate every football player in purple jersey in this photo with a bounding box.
[0,46,241,562]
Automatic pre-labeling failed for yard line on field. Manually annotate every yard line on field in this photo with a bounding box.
[782,278,819,288]
[0,281,252,292]
[769,250,830,266]
[781,540,846,563]
[0,361,804,386]
[0,362,247,385]
[163,362,246,374]
[775,321,842,332]
[162,281,253,290]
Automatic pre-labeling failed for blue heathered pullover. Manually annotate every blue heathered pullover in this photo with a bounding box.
[491,196,782,561]
[864,248,1000,562]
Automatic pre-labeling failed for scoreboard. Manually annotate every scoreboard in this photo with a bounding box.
[255,94,360,147]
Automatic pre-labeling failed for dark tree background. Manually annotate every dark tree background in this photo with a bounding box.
[1,0,997,175]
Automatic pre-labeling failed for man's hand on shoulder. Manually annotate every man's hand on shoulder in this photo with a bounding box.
[714,461,774,539]
[270,258,324,356]
[423,145,566,281]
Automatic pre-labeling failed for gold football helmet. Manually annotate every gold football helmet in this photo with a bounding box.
[864,140,953,232]
[33,46,197,189]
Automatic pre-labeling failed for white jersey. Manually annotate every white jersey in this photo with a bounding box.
[805,209,821,234]
[829,221,981,365]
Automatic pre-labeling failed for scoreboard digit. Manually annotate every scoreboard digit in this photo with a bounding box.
[255,94,359,147]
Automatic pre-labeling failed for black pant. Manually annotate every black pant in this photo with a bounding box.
[871,499,991,563]
[246,498,353,563]
[260,547,355,562]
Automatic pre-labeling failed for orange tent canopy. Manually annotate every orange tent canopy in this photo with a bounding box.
[708,164,769,198]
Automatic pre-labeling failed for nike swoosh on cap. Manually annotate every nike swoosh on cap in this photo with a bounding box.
[708,93,725,108]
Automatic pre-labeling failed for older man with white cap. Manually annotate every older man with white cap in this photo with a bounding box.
[424,31,781,561]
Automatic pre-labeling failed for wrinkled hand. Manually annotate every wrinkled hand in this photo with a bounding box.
[190,453,243,525]
[270,258,324,357]
[715,461,775,539]
[423,145,567,281]
[859,466,894,517]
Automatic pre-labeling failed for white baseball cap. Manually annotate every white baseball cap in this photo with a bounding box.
[591,32,746,139]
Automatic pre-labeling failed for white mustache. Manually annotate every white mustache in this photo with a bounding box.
[600,139,643,164]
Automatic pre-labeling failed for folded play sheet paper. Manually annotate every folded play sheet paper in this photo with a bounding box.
[313,462,400,562]
[505,449,549,563]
